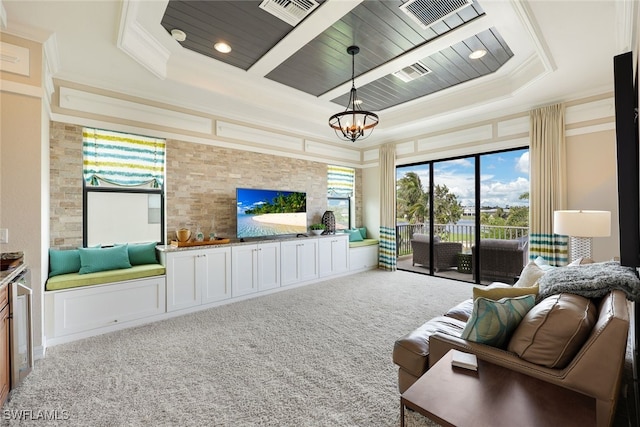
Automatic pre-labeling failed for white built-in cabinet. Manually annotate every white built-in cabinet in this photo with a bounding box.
[280,239,319,286]
[318,234,349,277]
[45,236,366,346]
[231,242,280,297]
[164,246,231,312]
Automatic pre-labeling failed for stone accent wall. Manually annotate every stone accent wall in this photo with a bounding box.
[49,122,84,248]
[165,139,329,241]
[49,121,363,246]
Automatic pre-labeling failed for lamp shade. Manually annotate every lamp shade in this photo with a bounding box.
[553,210,611,237]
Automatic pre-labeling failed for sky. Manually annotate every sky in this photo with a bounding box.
[396,149,529,208]
[236,188,305,214]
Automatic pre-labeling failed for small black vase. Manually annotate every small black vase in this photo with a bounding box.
[321,211,336,234]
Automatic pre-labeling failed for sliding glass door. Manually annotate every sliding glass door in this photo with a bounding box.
[396,147,529,284]
[478,150,530,284]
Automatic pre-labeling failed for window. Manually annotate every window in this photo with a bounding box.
[327,165,354,230]
[82,128,166,246]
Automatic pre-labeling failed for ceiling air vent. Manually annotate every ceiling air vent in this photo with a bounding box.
[400,0,473,30]
[393,62,432,83]
[259,0,319,27]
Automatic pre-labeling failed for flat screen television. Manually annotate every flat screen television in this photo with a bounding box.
[236,188,307,239]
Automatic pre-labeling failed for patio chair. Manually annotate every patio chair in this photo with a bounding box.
[411,234,462,272]
[472,237,528,283]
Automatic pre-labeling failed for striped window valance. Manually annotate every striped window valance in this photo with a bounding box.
[328,165,355,197]
[83,128,165,188]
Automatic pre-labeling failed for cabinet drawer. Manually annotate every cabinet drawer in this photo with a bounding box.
[53,276,166,337]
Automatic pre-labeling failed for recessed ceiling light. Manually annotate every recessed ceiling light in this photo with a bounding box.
[171,29,186,42]
[214,42,232,53]
[469,49,487,59]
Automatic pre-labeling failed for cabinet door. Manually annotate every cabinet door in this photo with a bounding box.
[330,236,349,274]
[257,242,280,291]
[232,245,258,297]
[319,236,348,277]
[0,304,9,406]
[298,239,319,282]
[166,251,201,312]
[280,240,301,286]
[201,247,232,304]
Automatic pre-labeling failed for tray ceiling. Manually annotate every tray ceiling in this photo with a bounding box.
[160,0,513,112]
[1,0,627,145]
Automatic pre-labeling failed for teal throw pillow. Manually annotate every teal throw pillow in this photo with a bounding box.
[358,227,367,239]
[49,248,81,278]
[78,245,132,274]
[127,242,158,265]
[461,295,535,348]
[347,229,364,242]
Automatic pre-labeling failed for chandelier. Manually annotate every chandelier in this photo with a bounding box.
[328,46,379,142]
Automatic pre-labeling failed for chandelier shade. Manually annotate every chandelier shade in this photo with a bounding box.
[329,46,379,143]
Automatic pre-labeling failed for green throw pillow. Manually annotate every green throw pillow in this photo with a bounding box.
[49,248,81,277]
[358,227,367,239]
[461,295,535,348]
[78,245,132,274]
[127,242,158,265]
[347,229,363,242]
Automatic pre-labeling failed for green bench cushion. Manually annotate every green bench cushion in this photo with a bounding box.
[349,239,379,248]
[46,264,166,291]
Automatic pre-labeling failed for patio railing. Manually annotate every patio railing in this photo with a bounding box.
[396,223,529,256]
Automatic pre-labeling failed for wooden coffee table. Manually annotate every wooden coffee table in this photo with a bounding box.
[400,350,596,427]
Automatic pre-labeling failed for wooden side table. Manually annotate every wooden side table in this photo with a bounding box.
[400,350,596,427]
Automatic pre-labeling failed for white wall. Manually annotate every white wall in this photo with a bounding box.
[362,166,380,240]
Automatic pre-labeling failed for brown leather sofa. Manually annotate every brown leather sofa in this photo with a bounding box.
[393,290,629,427]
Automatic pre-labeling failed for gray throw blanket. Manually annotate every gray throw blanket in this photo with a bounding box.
[537,261,640,302]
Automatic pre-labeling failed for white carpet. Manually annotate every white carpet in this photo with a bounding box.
[3,270,474,426]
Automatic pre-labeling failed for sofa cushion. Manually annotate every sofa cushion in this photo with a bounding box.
[393,316,466,378]
[473,283,538,301]
[507,293,597,368]
[444,299,474,322]
[49,248,81,278]
[514,261,546,288]
[461,295,535,348]
[78,245,132,274]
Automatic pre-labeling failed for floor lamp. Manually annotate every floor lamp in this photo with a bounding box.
[553,210,611,261]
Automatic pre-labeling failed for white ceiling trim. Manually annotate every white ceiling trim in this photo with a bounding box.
[499,0,556,73]
[614,0,637,54]
[249,0,363,76]
[117,0,170,80]
[0,41,29,76]
[59,86,212,134]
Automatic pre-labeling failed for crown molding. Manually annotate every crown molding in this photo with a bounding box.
[117,0,169,80]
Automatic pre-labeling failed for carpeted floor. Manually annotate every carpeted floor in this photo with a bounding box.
[2,270,636,426]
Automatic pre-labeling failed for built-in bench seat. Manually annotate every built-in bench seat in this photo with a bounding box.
[45,243,168,345]
[46,264,165,291]
[349,238,379,248]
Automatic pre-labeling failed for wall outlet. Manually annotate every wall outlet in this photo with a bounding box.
[0,228,8,244]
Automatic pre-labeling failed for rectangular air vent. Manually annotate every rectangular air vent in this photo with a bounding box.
[393,62,432,83]
[259,0,319,27]
[400,0,473,30]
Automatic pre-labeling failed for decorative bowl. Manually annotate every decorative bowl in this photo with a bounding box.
[176,228,191,242]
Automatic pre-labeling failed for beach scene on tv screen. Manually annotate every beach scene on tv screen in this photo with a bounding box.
[237,189,307,238]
